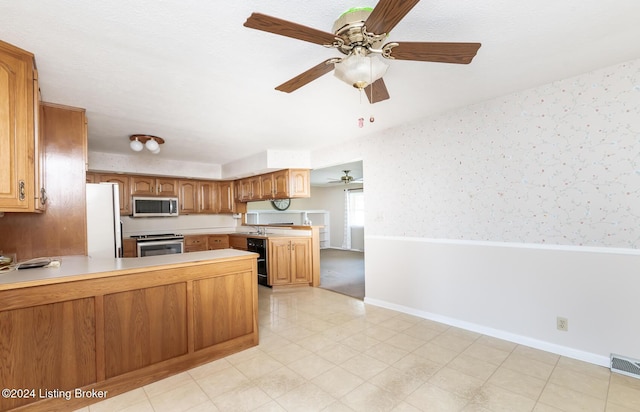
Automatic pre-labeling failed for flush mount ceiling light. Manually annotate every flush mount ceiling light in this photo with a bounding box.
[129,134,164,154]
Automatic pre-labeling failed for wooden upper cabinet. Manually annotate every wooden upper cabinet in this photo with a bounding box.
[235,169,310,203]
[130,176,155,196]
[288,169,310,198]
[260,174,275,199]
[131,176,178,196]
[236,178,253,202]
[272,170,289,199]
[157,178,178,196]
[217,181,234,213]
[94,173,131,216]
[0,40,42,212]
[198,181,217,214]
[179,180,197,214]
[249,176,262,200]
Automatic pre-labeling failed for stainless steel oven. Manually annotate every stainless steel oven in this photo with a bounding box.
[132,234,184,257]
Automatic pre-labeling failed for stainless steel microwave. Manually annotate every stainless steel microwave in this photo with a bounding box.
[132,196,179,217]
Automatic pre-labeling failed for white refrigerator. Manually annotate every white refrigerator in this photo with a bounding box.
[86,183,123,258]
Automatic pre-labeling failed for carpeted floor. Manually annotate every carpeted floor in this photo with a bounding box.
[319,248,364,300]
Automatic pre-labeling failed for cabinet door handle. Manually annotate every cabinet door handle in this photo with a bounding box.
[40,187,47,205]
[19,180,25,201]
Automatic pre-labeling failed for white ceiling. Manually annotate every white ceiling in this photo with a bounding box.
[1,0,639,171]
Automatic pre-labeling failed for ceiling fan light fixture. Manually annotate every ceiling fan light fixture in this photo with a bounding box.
[334,47,388,89]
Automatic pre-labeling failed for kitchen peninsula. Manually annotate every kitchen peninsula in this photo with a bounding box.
[0,250,258,411]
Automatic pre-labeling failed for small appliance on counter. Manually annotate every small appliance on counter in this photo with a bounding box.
[0,252,16,271]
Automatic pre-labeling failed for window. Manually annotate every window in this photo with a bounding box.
[348,189,364,226]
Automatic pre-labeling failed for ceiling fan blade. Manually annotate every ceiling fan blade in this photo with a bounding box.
[365,0,421,35]
[275,59,336,93]
[244,13,337,46]
[364,78,390,104]
[388,42,481,64]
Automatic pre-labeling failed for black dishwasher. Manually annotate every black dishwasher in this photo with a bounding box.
[247,238,269,287]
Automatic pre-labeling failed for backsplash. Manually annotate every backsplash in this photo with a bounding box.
[122,214,239,237]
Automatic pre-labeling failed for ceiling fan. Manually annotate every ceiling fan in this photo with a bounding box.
[244,0,481,104]
[329,170,362,184]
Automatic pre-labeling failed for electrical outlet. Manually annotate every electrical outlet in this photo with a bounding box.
[557,317,568,332]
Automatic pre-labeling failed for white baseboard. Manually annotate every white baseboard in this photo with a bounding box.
[363,297,610,367]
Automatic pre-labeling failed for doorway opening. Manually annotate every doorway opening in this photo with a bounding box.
[310,161,365,299]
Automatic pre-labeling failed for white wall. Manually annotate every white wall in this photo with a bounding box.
[312,58,640,365]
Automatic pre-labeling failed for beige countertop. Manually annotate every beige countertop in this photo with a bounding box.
[181,231,313,239]
[0,249,257,290]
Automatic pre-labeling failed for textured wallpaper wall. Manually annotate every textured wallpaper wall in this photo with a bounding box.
[365,59,640,248]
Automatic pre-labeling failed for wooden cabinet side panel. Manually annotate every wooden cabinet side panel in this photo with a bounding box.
[0,103,88,260]
[193,271,254,350]
[103,283,188,378]
[0,298,97,411]
[123,238,137,257]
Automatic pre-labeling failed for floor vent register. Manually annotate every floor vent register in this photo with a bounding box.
[611,354,640,379]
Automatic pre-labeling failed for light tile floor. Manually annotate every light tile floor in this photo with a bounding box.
[76,286,640,412]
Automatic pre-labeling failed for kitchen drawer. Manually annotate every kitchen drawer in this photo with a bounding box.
[184,235,207,252]
[207,235,229,250]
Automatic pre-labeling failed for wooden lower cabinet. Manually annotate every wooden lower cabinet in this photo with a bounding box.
[207,234,229,250]
[193,272,253,349]
[268,237,311,286]
[0,298,97,411]
[104,283,188,378]
[0,256,258,411]
[184,235,207,252]
[229,234,248,251]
